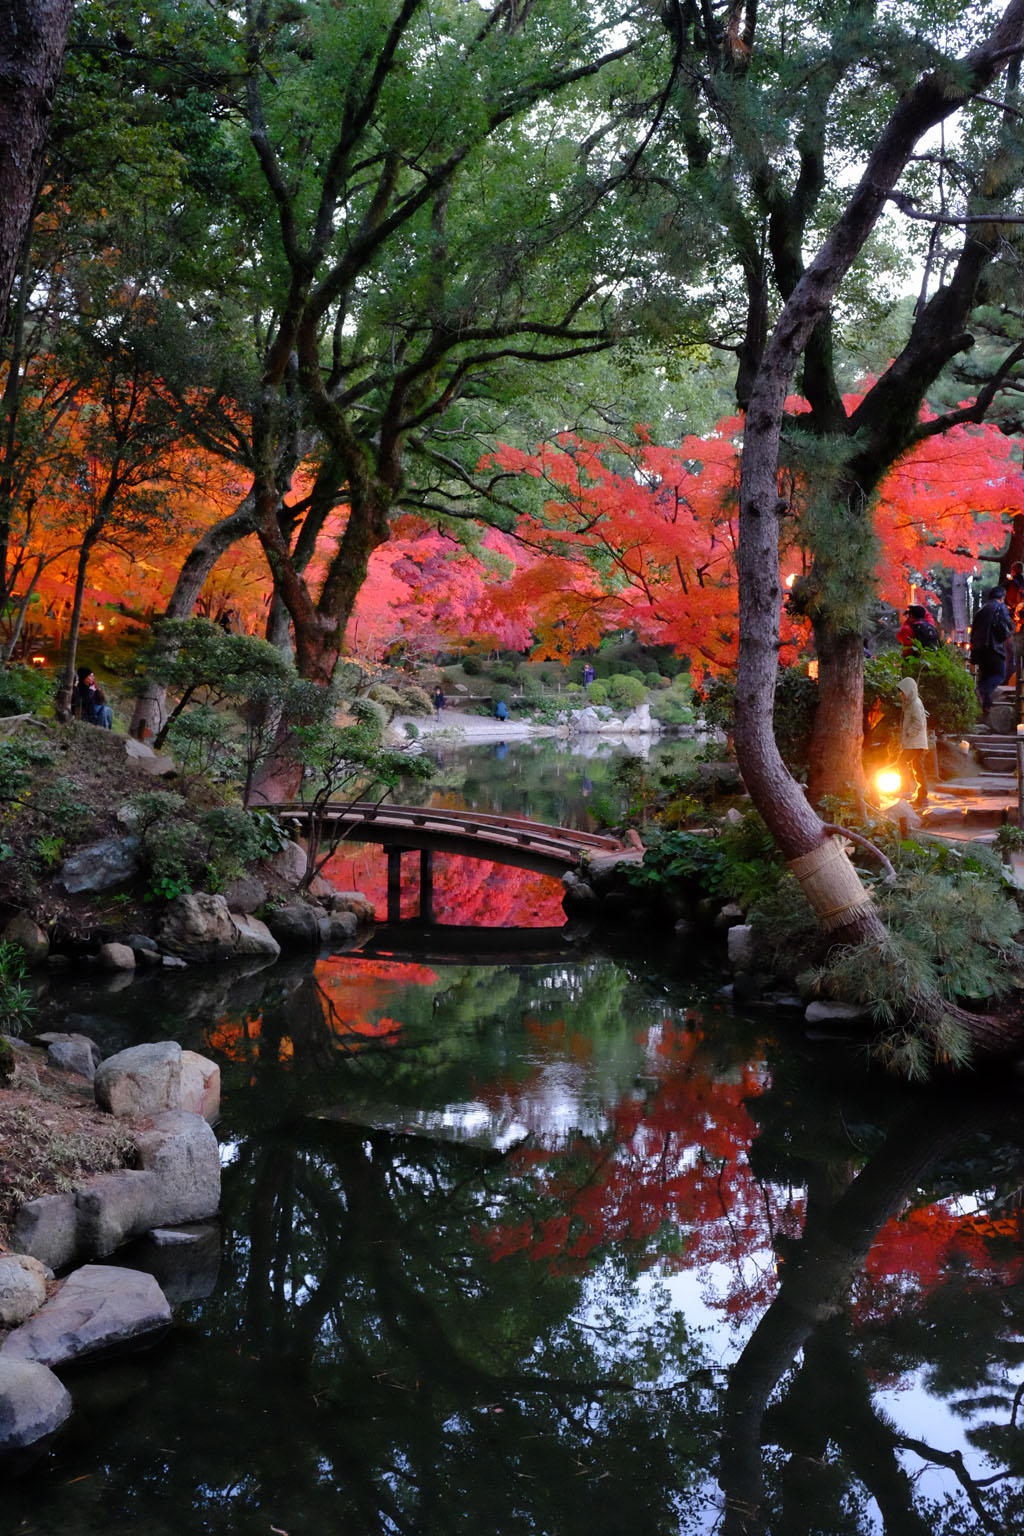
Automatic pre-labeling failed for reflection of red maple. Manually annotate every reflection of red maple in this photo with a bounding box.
[313,955,439,1048]
[323,846,565,927]
[204,958,440,1065]
[858,1201,1024,1323]
[476,1018,798,1317]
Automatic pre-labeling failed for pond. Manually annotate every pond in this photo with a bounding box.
[8,741,1024,1534]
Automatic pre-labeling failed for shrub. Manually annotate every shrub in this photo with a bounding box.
[649,692,694,727]
[587,681,608,706]
[167,703,242,783]
[693,666,819,775]
[461,656,482,676]
[607,673,648,710]
[0,665,53,718]
[396,683,433,716]
[366,683,405,717]
[865,645,979,736]
[0,941,34,1037]
[0,736,54,805]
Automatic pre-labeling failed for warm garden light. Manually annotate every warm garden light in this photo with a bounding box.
[876,767,902,796]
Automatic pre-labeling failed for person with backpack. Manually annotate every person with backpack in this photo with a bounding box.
[970,586,1015,713]
[897,602,940,657]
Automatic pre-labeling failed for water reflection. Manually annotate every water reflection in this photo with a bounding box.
[12,953,1024,1535]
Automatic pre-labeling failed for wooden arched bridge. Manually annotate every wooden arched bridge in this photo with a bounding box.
[270,800,635,924]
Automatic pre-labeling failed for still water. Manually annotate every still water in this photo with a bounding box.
[8,741,1024,1534]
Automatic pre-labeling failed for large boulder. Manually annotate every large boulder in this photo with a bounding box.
[10,1193,79,1273]
[268,840,308,886]
[0,1255,50,1327]
[122,737,175,775]
[0,1358,72,1453]
[133,1111,221,1226]
[75,1170,157,1259]
[726,923,757,972]
[179,1050,220,1122]
[229,912,281,960]
[804,999,872,1026]
[0,1265,171,1368]
[94,1042,182,1120]
[157,893,238,962]
[16,1111,220,1267]
[327,910,358,946]
[221,875,268,914]
[98,941,136,972]
[46,1032,99,1081]
[265,903,324,950]
[329,891,376,925]
[58,835,141,894]
[2,913,48,966]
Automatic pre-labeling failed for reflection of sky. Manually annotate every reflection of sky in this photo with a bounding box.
[217,923,1024,1531]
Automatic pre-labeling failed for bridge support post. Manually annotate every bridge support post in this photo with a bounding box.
[387,847,407,925]
[420,849,434,924]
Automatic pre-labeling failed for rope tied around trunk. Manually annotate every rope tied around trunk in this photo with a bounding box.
[788,835,875,932]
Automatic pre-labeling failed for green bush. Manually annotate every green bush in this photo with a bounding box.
[693,666,818,775]
[167,703,241,783]
[396,683,433,716]
[0,940,34,1037]
[607,673,648,710]
[130,791,275,899]
[587,680,608,706]
[366,683,405,716]
[865,645,979,736]
[0,665,53,718]
[0,736,54,804]
[461,656,482,676]
[649,692,694,727]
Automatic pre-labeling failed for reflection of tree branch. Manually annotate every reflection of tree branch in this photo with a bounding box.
[720,1096,1000,1536]
[772,1320,932,1536]
[895,1434,1008,1532]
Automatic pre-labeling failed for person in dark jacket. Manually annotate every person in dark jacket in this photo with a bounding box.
[432,686,445,716]
[970,587,1014,712]
[71,666,113,729]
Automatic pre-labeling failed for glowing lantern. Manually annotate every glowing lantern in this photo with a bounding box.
[876,767,901,796]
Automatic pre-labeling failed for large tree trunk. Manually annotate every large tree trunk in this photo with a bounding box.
[129,496,256,739]
[246,485,393,805]
[0,0,71,326]
[807,624,865,807]
[734,0,1024,952]
[55,524,100,721]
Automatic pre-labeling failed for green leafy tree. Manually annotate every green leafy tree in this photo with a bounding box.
[289,696,433,885]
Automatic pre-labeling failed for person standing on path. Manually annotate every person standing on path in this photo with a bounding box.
[897,676,930,809]
[433,685,445,716]
[970,586,1014,714]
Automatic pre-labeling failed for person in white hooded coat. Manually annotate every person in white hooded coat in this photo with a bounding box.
[897,676,929,807]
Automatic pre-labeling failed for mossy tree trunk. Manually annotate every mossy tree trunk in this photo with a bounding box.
[734,1,1024,975]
